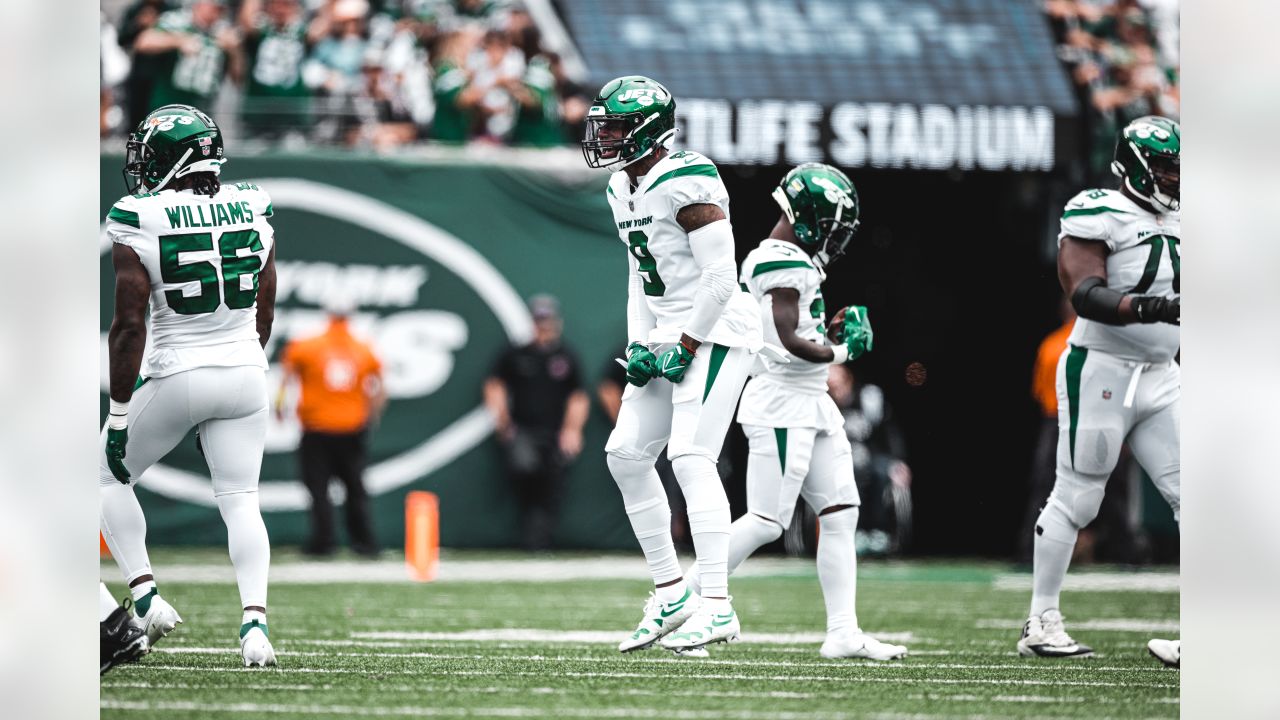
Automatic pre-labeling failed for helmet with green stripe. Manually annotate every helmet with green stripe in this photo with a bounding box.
[124,104,225,195]
[771,163,860,271]
[581,75,676,169]
[1111,115,1179,211]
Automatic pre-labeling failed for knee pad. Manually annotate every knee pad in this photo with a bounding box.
[1035,497,1082,544]
[1047,468,1108,529]
[743,512,784,543]
[818,506,859,536]
[669,455,729,510]
[606,451,661,505]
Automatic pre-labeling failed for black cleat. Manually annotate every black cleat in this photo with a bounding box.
[101,602,149,675]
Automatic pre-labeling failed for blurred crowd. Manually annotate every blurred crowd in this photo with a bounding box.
[100,0,591,150]
[1044,0,1180,184]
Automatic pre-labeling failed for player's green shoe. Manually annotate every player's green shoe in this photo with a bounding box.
[618,588,699,653]
[659,597,740,651]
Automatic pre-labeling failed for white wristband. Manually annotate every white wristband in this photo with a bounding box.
[830,344,850,365]
[108,400,129,430]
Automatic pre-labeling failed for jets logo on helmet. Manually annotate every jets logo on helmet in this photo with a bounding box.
[771,163,861,272]
[1110,115,1180,212]
[124,104,226,195]
[581,76,677,169]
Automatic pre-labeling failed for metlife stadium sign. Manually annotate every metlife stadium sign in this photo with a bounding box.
[560,0,1079,171]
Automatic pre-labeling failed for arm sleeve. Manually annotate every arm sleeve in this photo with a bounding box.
[626,252,658,344]
[682,218,738,342]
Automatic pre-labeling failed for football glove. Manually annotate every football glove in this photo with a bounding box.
[1132,295,1179,325]
[655,343,695,384]
[625,342,659,387]
[105,427,131,484]
[842,305,874,361]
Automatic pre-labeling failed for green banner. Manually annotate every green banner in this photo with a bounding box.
[99,153,638,549]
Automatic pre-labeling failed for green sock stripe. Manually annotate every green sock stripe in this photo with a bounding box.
[134,587,157,616]
[774,428,787,474]
[1064,345,1088,470]
[702,344,730,403]
[240,619,268,639]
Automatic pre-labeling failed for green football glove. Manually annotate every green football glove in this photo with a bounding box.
[655,343,695,384]
[625,342,658,387]
[842,305,874,361]
[105,426,131,484]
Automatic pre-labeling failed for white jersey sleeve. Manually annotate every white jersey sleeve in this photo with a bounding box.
[1059,188,1137,251]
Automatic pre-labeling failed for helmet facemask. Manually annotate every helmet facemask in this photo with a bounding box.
[813,216,860,272]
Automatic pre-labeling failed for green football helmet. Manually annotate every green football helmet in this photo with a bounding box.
[1111,115,1180,211]
[124,104,225,194]
[771,163,860,271]
[581,75,677,169]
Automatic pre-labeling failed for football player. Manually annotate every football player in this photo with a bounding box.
[687,163,907,660]
[1019,116,1180,662]
[583,76,763,653]
[101,104,278,667]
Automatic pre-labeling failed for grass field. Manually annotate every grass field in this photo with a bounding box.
[101,549,1179,719]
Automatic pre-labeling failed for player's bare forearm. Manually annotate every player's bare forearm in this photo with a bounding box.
[1059,236,1139,324]
[482,378,511,433]
[768,288,835,363]
[108,245,152,403]
[256,246,277,348]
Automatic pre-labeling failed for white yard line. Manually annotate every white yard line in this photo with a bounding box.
[975,619,1179,633]
[991,573,1178,593]
[100,700,865,719]
[347,629,916,645]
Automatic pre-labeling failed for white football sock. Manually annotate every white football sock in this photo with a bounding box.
[100,482,153,584]
[607,454,682,586]
[1030,500,1078,617]
[817,507,860,634]
[655,579,689,605]
[216,491,271,610]
[671,455,731,599]
[99,582,119,622]
[728,513,784,577]
[130,580,157,602]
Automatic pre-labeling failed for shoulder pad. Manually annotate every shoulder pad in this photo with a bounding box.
[234,182,273,218]
[1062,188,1135,220]
[106,196,142,228]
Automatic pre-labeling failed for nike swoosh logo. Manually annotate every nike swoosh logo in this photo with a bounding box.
[658,604,685,618]
[711,614,735,627]
[1070,201,1085,207]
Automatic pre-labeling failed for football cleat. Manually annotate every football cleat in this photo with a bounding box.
[1148,638,1180,668]
[100,602,149,675]
[659,597,740,651]
[820,630,908,660]
[618,588,700,653]
[240,619,277,668]
[137,593,183,648]
[671,646,710,658]
[1017,609,1094,659]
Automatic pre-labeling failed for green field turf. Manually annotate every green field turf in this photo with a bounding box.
[101,550,1179,719]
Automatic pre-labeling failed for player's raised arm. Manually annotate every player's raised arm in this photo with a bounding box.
[1059,236,1179,326]
[673,202,735,353]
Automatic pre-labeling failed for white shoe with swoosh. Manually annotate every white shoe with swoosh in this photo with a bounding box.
[618,588,700,653]
[1017,609,1094,659]
[659,597,740,651]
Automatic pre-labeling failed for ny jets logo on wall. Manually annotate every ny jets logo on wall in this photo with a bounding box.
[100,180,533,512]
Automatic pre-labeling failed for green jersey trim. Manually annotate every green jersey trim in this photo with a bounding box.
[752,260,812,277]
[645,164,718,195]
[607,184,616,198]
[264,203,274,217]
[1062,206,1133,219]
[108,205,141,229]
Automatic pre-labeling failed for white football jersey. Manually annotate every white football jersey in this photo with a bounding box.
[1059,188,1180,363]
[606,150,761,349]
[739,239,832,394]
[105,181,276,378]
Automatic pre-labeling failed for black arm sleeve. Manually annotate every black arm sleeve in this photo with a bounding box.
[1070,276,1126,325]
